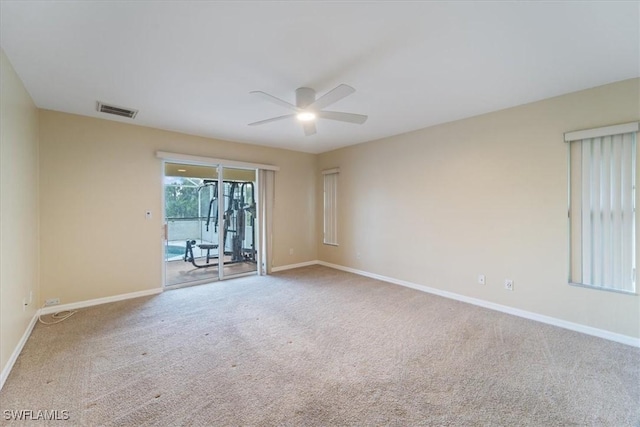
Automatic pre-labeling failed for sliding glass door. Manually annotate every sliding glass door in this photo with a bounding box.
[163,163,258,287]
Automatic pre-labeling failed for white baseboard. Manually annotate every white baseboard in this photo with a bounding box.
[39,288,163,315]
[317,261,640,348]
[271,260,319,272]
[1,312,38,391]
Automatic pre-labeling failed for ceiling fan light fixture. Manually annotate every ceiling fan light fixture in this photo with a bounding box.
[296,112,316,122]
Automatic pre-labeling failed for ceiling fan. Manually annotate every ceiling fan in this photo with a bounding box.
[248,84,367,136]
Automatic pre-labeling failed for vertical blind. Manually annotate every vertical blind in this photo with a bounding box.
[567,125,636,293]
[323,169,339,245]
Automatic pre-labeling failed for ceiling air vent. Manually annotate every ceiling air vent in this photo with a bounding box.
[96,101,138,119]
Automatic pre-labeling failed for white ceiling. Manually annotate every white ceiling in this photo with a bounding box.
[1,1,638,154]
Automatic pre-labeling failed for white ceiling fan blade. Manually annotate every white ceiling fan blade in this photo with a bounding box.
[248,114,295,126]
[250,91,300,112]
[308,84,355,111]
[317,111,368,124]
[303,121,317,136]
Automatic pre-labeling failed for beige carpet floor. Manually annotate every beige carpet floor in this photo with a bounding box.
[1,265,639,426]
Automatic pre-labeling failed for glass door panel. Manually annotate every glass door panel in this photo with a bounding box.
[219,167,258,279]
[164,162,220,286]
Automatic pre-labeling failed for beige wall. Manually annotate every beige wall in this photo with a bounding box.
[39,111,317,305]
[318,78,640,339]
[0,50,40,376]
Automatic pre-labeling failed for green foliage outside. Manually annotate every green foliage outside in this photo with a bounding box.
[165,180,200,218]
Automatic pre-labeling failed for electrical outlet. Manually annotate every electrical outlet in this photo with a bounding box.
[504,280,514,291]
[356,251,362,259]
[29,290,33,304]
[45,298,60,306]
[289,248,294,256]
[478,274,485,285]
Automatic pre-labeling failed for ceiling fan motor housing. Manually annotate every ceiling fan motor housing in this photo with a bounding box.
[296,87,315,109]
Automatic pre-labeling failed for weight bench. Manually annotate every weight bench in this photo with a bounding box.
[184,240,219,269]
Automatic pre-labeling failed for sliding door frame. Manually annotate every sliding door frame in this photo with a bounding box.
[157,151,278,287]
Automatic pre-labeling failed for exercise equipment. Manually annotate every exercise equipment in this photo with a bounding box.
[183,180,256,269]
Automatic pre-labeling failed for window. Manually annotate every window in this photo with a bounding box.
[566,122,637,293]
[323,168,339,245]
